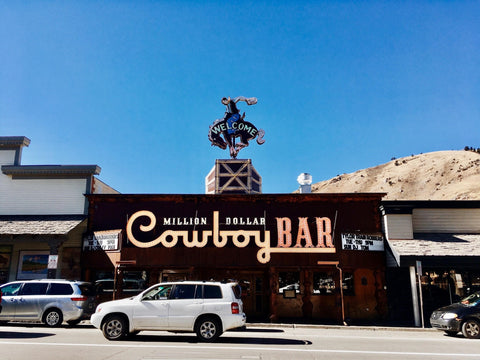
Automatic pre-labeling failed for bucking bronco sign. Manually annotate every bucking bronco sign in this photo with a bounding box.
[208,96,266,158]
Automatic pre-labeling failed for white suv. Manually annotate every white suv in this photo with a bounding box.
[90,281,246,342]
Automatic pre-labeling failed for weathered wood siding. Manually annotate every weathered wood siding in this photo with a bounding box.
[0,176,87,215]
[383,214,413,239]
[0,150,15,166]
[413,208,480,233]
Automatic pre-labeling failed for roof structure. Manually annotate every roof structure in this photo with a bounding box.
[1,165,101,177]
[387,233,480,267]
[0,215,86,236]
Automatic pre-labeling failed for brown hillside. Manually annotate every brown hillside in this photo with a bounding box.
[311,150,480,200]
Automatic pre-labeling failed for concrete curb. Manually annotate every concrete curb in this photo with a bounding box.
[245,322,436,332]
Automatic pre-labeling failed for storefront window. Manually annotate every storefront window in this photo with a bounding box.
[313,272,335,295]
[421,270,480,302]
[342,272,354,296]
[278,272,300,294]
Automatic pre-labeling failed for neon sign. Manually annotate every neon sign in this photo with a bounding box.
[126,210,335,264]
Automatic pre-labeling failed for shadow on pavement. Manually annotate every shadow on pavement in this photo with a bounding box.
[231,327,284,333]
[0,331,55,339]
[0,321,94,329]
[126,333,311,345]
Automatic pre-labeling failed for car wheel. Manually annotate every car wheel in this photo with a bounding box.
[102,315,127,341]
[462,319,480,339]
[195,317,222,342]
[43,308,63,327]
[444,331,458,337]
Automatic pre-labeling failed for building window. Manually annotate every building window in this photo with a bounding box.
[313,272,336,295]
[342,272,354,296]
[278,271,300,294]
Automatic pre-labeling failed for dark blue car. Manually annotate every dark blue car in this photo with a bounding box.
[430,292,480,339]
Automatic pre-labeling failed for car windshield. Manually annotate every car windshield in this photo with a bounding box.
[460,292,480,306]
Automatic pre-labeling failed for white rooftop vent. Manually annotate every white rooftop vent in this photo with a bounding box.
[297,173,312,193]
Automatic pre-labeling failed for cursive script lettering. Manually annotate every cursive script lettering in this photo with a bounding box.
[126,210,336,264]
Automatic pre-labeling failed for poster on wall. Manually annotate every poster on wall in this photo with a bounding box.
[17,251,49,280]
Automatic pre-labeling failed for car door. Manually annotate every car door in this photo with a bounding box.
[132,284,172,329]
[168,284,203,330]
[15,282,49,321]
[0,282,23,320]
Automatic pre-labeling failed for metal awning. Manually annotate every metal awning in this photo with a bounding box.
[0,215,86,236]
[387,233,480,267]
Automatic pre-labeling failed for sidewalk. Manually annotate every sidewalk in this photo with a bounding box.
[245,322,436,332]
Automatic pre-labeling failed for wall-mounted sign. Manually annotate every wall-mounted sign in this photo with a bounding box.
[126,210,335,264]
[47,255,58,269]
[86,193,386,268]
[83,230,122,251]
[208,96,265,159]
[341,233,384,251]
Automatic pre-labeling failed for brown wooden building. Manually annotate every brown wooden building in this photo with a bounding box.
[83,193,387,324]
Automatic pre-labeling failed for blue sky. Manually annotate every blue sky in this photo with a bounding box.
[1,1,479,194]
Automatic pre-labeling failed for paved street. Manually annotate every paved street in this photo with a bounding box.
[0,322,479,360]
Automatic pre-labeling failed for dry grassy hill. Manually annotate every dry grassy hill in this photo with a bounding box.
[310,150,480,200]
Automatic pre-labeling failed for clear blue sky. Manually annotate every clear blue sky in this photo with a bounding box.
[1,1,479,194]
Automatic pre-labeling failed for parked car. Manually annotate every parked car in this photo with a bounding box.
[279,283,299,293]
[95,278,146,294]
[0,279,96,327]
[430,291,480,338]
[90,281,246,342]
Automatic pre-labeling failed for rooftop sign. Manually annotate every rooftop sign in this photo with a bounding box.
[208,96,265,158]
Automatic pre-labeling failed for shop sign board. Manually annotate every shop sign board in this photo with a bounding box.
[83,230,122,251]
[126,210,335,264]
[341,233,384,251]
[86,194,385,266]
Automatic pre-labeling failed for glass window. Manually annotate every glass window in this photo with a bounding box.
[195,285,203,299]
[47,283,73,295]
[342,272,354,296]
[142,284,173,301]
[313,272,336,295]
[21,282,48,295]
[171,284,196,299]
[122,271,147,294]
[238,279,251,296]
[231,284,242,300]
[78,283,96,297]
[204,285,222,299]
[278,272,300,294]
[94,270,147,295]
[0,283,22,296]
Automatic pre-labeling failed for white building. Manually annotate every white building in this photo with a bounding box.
[381,200,480,326]
[0,136,118,283]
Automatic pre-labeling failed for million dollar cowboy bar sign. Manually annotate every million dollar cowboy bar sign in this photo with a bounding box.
[126,209,334,264]
[85,194,384,267]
